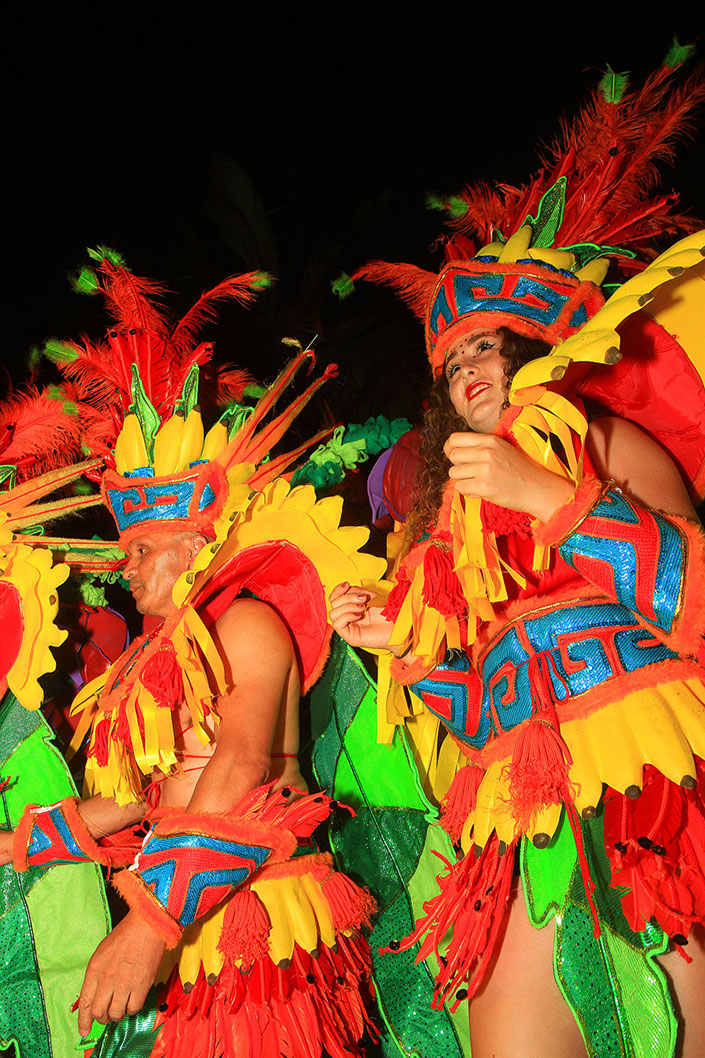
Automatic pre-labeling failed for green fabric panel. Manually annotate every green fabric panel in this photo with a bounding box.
[555,902,630,1058]
[26,864,111,1057]
[93,990,159,1058]
[522,805,677,1058]
[602,927,676,1058]
[312,642,469,1058]
[0,861,51,1058]
[0,693,110,1058]
[522,809,578,926]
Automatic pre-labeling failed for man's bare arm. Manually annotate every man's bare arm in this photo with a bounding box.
[186,597,297,813]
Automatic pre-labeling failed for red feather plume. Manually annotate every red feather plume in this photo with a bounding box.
[446,58,705,259]
[0,388,83,480]
[350,260,437,321]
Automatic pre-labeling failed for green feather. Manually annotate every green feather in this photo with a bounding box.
[446,195,468,219]
[70,266,100,296]
[42,338,78,364]
[425,191,446,212]
[250,271,274,289]
[599,65,630,103]
[331,273,355,300]
[664,36,696,68]
[87,245,126,267]
[242,382,265,400]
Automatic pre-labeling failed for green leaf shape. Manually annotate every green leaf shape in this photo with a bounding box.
[311,642,470,1058]
[0,466,16,490]
[218,402,255,439]
[522,809,676,1058]
[564,243,636,269]
[128,364,161,461]
[0,693,110,1058]
[175,365,200,418]
[523,177,566,249]
[599,65,631,103]
[664,37,696,69]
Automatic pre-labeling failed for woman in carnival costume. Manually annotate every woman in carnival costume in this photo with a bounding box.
[330,47,705,1058]
[0,251,386,1057]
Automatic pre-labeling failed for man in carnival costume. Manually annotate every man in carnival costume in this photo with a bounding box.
[0,251,384,1057]
[330,44,705,1058]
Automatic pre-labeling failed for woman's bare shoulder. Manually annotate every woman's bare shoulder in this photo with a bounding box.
[587,416,697,518]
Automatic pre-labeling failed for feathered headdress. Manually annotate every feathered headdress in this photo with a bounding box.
[349,44,705,378]
[41,248,339,545]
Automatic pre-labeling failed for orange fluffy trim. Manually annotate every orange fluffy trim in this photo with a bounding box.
[12,797,112,872]
[257,851,333,883]
[533,475,608,548]
[113,867,183,948]
[12,804,38,873]
[148,807,296,864]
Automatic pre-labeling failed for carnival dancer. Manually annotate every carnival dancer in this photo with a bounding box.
[330,50,705,1058]
[0,251,385,1057]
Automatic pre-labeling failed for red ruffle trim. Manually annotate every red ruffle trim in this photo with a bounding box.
[152,934,377,1058]
[439,764,483,844]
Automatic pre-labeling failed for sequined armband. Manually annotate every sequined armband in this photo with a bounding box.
[13,797,112,872]
[113,809,296,948]
[538,479,705,646]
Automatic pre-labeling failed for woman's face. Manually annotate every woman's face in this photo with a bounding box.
[444,330,507,433]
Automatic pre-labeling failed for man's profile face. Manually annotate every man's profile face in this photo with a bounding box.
[123,530,204,617]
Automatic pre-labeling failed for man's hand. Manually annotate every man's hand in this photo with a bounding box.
[329,583,395,650]
[444,432,574,522]
[77,910,165,1036]
[0,829,13,866]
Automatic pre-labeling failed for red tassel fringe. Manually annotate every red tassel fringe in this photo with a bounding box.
[321,872,377,933]
[421,543,466,617]
[439,764,483,844]
[380,834,515,1011]
[218,889,272,970]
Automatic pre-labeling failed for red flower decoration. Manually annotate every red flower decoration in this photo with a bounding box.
[140,645,183,709]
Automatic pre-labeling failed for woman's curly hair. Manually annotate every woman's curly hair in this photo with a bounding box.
[404,327,551,547]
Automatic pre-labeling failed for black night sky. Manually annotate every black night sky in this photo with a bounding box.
[4,2,705,428]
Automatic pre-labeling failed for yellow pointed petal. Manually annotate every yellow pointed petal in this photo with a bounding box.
[498,225,533,262]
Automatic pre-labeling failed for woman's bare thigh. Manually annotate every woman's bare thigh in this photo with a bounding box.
[469,885,586,1058]
[657,924,705,1058]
